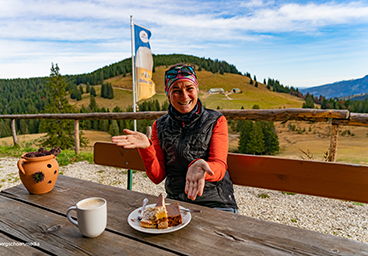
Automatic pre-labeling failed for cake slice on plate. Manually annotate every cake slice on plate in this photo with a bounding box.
[155,194,168,229]
[140,207,157,228]
[166,203,182,227]
[140,194,182,229]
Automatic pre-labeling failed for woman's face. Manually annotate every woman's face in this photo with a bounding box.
[169,80,198,114]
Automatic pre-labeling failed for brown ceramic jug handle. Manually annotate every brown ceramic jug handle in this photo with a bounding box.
[17,158,26,175]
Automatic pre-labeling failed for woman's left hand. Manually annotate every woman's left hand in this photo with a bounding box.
[185,159,214,201]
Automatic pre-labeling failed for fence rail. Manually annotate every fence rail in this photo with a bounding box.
[2,108,368,161]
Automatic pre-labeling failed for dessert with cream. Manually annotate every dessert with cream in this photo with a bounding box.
[155,194,168,229]
[140,207,157,228]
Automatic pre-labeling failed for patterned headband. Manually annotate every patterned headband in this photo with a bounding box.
[164,66,199,98]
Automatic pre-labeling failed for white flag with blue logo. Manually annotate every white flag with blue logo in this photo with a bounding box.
[134,24,155,101]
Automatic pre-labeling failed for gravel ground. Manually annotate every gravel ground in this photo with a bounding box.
[1,156,367,244]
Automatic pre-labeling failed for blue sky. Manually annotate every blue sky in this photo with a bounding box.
[0,0,367,88]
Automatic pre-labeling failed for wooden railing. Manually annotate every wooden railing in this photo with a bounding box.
[1,108,368,161]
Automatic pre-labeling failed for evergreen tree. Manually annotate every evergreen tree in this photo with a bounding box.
[40,63,87,150]
[101,83,106,98]
[93,120,99,130]
[86,82,91,93]
[252,121,265,154]
[238,121,254,154]
[106,83,111,98]
[100,82,114,99]
[19,119,28,134]
[75,89,82,101]
[262,121,279,154]
[122,66,127,77]
[112,106,122,112]
[89,94,98,111]
[28,119,38,134]
[107,83,114,99]
[84,120,92,130]
[100,71,104,84]
[109,120,119,136]
[90,86,96,97]
[92,73,97,85]
[99,119,109,131]
[303,93,315,108]
[238,106,279,155]
[155,99,160,111]
[0,119,12,138]
[70,84,78,99]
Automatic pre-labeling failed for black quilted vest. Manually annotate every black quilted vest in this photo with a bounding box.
[156,103,238,209]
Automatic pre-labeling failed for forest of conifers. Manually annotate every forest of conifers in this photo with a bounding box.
[0,54,240,138]
[1,53,367,139]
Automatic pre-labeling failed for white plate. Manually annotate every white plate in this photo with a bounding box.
[127,203,191,234]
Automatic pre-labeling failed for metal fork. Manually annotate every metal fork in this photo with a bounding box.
[180,208,201,213]
[137,198,149,221]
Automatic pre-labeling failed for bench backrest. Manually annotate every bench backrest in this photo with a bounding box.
[94,142,368,204]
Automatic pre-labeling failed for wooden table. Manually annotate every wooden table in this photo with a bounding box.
[1,176,367,256]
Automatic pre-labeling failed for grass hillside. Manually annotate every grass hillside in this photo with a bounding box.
[274,121,368,165]
[69,65,304,110]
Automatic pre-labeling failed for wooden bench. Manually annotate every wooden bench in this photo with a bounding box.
[94,142,368,204]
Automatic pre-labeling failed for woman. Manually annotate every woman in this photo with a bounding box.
[112,64,238,213]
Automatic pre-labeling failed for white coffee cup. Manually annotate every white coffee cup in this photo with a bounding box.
[67,197,107,238]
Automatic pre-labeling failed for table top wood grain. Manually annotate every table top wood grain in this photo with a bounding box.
[1,175,367,256]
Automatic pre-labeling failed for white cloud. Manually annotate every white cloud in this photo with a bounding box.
[1,0,368,85]
[1,1,367,42]
[239,0,274,8]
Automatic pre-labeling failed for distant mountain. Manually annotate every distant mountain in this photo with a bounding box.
[339,93,368,102]
[300,75,368,99]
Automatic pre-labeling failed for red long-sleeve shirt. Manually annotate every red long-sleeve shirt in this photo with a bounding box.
[138,115,229,184]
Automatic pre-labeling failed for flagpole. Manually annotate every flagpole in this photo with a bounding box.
[128,15,135,191]
[130,15,137,132]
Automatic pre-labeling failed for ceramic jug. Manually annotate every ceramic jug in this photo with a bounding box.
[17,154,59,194]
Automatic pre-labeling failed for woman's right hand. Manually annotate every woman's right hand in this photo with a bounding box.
[111,129,151,149]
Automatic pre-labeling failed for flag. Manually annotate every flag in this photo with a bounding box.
[134,24,155,102]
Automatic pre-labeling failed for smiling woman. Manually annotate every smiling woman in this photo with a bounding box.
[168,81,198,114]
[164,64,199,114]
[112,63,238,213]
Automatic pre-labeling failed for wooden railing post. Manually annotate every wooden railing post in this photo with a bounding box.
[74,119,80,155]
[11,119,18,146]
[328,124,339,162]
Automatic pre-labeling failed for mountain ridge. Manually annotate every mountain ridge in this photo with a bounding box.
[300,75,368,99]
